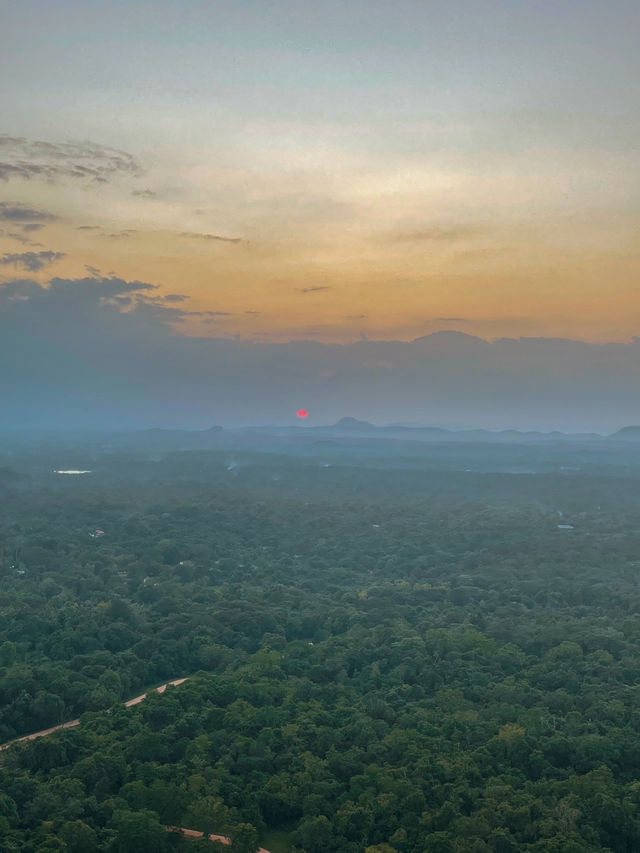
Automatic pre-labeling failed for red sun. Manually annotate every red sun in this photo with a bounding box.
[297,409,309,419]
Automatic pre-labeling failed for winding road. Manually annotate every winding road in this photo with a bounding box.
[167,827,271,851]
[0,678,188,752]
[0,679,274,851]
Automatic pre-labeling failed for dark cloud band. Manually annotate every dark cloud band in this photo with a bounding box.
[0,202,57,222]
[0,250,65,272]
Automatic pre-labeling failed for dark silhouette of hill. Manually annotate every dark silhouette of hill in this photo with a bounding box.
[333,417,377,430]
[610,425,640,440]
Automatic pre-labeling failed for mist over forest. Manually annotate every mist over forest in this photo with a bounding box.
[2,427,640,852]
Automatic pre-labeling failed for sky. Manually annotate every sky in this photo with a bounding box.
[1,1,639,428]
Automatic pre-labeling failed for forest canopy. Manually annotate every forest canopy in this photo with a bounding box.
[2,436,640,852]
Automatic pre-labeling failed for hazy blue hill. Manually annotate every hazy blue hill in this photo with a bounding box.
[333,416,377,430]
[5,328,640,430]
[141,425,223,435]
[317,420,603,445]
[610,425,640,440]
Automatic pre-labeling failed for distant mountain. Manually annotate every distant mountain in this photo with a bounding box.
[333,417,376,430]
[610,426,640,441]
[306,420,604,444]
[142,426,222,434]
[386,421,437,429]
[119,426,226,448]
[7,300,640,431]
[125,419,610,446]
[381,424,451,437]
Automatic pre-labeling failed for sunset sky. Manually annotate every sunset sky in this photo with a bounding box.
[2,0,639,345]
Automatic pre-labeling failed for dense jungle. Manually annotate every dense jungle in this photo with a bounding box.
[2,431,640,852]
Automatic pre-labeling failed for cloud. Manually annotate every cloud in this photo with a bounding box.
[199,314,232,324]
[245,310,261,314]
[180,231,242,243]
[22,223,45,232]
[132,189,157,198]
[180,310,231,318]
[0,135,140,183]
[76,225,101,231]
[298,286,332,293]
[0,276,156,305]
[85,264,101,277]
[0,230,32,245]
[0,250,65,271]
[3,274,640,431]
[0,202,57,222]
[425,316,540,331]
[346,314,366,320]
[98,230,136,239]
[164,293,189,303]
[387,225,485,243]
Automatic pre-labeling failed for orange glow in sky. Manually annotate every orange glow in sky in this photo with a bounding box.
[1,1,638,345]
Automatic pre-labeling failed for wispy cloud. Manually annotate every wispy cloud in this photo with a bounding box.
[0,202,57,222]
[0,135,140,183]
[0,250,66,272]
[424,315,540,332]
[180,231,242,244]
[181,310,231,317]
[0,229,35,246]
[98,230,136,239]
[387,225,486,243]
[298,286,332,293]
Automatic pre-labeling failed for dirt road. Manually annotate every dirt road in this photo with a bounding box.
[0,683,272,852]
[0,678,188,752]
[167,827,271,851]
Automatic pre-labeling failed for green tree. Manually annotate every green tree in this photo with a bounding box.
[231,823,260,853]
[60,820,98,853]
[111,809,168,853]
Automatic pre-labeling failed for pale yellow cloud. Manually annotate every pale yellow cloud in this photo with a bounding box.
[1,131,639,345]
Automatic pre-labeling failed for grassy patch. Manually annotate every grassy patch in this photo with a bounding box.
[260,829,292,853]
